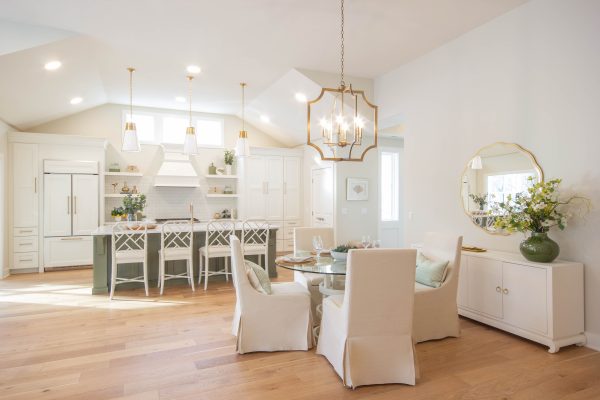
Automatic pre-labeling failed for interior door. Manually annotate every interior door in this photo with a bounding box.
[467,256,503,318]
[502,262,548,334]
[72,174,99,235]
[378,148,403,247]
[283,157,301,221]
[311,166,334,227]
[12,143,38,227]
[265,156,284,221]
[244,156,267,219]
[44,174,72,237]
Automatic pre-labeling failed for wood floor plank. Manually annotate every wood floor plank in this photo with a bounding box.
[1,268,598,399]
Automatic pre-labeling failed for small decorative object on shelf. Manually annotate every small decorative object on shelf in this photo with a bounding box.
[208,186,217,194]
[224,149,234,175]
[208,162,217,175]
[126,165,140,173]
[213,212,221,219]
[223,185,233,194]
[220,209,232,219]
[121,182,130,194]
[123,194,147,222]
[111,207,126,222]
[131,185,139,194]
[493,177,589,262]
[109,163,120,172]
[111,182,119,193]
[469,193,488,211]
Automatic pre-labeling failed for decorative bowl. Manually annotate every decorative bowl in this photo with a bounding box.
[330,250,348,261]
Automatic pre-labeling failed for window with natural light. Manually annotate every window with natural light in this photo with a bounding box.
[123,111,224,148]
[381,151,400,221]
[487,172,536,205]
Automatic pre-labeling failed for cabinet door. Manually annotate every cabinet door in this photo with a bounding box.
[72,174,99,235]
[44,174,72,237]
[265,156,284,221]
[502,262,548,334]
[283,157,302,221]
[467,256,503,318]
[244,156,267,219]
[12,143,39,227]
[457,255,469,308]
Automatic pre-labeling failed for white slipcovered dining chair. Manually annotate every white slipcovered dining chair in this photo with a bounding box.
[110,222,148,300]
[230,235,313,354]
[293,227,335,322]
[241,219,270,272]
[158,220,194,295]
[198,219,236,291]
[413,232,463,343]
[317,248,418,388]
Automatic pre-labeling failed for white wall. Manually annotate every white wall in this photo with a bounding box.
[374,0,600,348]
[29,104,286,221]
[0,119,12,277]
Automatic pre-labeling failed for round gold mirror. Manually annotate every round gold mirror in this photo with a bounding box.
[461,142,543,235]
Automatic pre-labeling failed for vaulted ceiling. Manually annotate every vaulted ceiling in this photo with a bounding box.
[0,0,528,143]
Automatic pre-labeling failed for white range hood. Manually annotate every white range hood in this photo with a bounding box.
[154,150,199,187]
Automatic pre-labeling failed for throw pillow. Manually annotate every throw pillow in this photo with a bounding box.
[415,252,449,288]
[245,260,272,295]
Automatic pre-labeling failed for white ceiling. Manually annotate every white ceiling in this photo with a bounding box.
[0,0,528,138]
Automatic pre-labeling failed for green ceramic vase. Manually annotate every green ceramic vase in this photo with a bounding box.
[519,232,560,263]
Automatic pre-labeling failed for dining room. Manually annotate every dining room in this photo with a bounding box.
[1,0,600,398]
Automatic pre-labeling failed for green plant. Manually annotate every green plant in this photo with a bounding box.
[493,178,588,234]
[111,207,124,217]
[332,244,359,253]
[224,149,235,165]
[122,194,147,215]
[469,193,488,210]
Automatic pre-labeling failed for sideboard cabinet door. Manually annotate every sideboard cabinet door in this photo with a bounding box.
[467,256,503,319]
[502,262,548,334]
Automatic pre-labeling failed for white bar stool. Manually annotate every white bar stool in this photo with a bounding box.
[198,219,236,290]
[241,219,270,272]
[158,220,195,295]
[110,222,148,300]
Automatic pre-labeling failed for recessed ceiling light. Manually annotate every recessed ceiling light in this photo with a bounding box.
[44,60,62,71]
[175,96,186,103]
[186,65,201,74]
[260,115,270,123]
[295,92,307,103]
[70,97,83,105]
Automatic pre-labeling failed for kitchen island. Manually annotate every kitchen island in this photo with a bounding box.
[91,223,279,295]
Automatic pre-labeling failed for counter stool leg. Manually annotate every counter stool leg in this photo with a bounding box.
[204,254,209,291]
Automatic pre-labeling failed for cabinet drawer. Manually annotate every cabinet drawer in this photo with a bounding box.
[284,220,301,228]
[284,240,294,251]
[284,227,295,240]
[44,236,93,267]
[13,237,38,253]
[12,252,39,270]
[14,227,38,237]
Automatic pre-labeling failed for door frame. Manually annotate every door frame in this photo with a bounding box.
[377,146,403,247]
[310,165,336,237]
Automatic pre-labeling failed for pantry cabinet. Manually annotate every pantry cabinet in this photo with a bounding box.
[458,251,584,353]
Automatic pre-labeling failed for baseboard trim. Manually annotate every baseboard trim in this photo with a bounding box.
[585,331,600,351]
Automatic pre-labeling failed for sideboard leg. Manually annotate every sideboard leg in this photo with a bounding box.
[548,344,560,353]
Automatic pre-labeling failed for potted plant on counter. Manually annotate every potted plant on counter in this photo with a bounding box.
[493,178,588,263]
[224,149,234,175]
[123,194,147,222]
[111,207,126,222]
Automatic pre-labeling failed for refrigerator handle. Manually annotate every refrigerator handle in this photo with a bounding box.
[67,196,70,215]
[74,196,77,215]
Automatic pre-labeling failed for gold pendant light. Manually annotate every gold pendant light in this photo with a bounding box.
[183,75,199,155]
[122,67,141,152]
[307,0,377,161]
[235,82,250,157]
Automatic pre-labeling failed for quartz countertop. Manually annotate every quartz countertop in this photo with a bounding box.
[92,222,280,236]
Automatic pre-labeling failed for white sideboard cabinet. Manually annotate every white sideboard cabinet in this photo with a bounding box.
[458,250,585,353]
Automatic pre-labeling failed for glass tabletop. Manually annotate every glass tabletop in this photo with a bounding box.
[275,256,347,275]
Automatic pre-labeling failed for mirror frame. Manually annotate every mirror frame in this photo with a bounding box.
[460,142,544,236]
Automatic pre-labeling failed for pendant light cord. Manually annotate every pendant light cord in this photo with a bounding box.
[241,82,246,131]
[127,67,135,122]
[340,0,345,88]
[188,76,193,126]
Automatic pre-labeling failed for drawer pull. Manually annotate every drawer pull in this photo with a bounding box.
[502,288,509,295]
[20,230,33,233]
[19,258,33,262]
[60,237,84,241]
[19,243,33,246]
[496,286,501,293]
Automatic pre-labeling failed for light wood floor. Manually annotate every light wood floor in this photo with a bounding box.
[1,269,599,400]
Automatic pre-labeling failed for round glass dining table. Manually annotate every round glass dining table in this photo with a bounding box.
[275,256,346,296]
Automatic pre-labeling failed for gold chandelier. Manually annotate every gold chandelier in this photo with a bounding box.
[307,0,378,162]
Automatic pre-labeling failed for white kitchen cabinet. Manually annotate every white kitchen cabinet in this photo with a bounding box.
[239,149,303,253]
[72,174,99,235]
[44,174,72,237]
[12,143,39,228]
[459,251,584,353]
[44,237,93,267]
